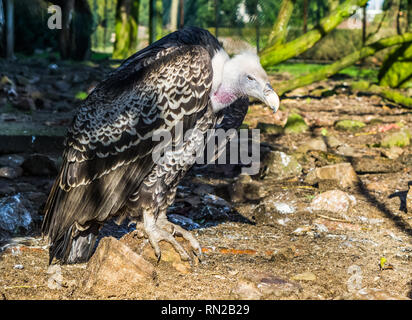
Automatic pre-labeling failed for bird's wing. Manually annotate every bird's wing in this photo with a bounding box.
[42,45,214,259]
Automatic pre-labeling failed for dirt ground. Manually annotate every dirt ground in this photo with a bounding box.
[0,58,411,300]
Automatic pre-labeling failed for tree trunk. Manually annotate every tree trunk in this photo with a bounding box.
[103,0,108,49]
[362,5,367,46]
[276,32,412,96]
[267,0,295,47]
[260,0,369,69]
[0,0,4,54]
[5,0,14,59]
[215,0,219,38]
[155,0,163,40]
[113,0,139,59]
[179,0,184,29]
[170,0,178,31]
[59,0,74,59]
[396,0,402,34]
[149,0,154,44]
[72,0,94,60]
[303,0,308,33]
[93,0,98,48]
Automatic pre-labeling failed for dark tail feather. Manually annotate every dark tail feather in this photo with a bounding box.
[49,224,100,264]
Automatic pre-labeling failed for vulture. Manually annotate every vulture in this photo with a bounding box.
[42,26,279,264]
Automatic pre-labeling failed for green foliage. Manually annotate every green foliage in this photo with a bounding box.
[75,91,89,100]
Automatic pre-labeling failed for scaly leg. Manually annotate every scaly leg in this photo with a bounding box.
[140,209,201,262]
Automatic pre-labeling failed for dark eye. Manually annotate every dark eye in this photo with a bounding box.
[247,75,255,81]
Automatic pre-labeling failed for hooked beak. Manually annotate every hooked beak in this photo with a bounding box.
[262,83,280,113]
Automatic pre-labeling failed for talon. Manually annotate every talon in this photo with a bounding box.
[141,214,201,263]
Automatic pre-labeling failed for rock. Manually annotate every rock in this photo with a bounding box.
[305,163,359,189]
[325,135,343,148]
[341,288,410,300]
[193,184,215,196]
[284,113,308,134]
[291,272,317,281]
[242,272,301,298]
[381,146,404,160]
[83,237,157,296]
[231,177,267,202]
[120,231,195,274]
[167,214,200,230]
[335,144,356,157]
[0,194,33,234]
[231,280,262,300]
[0,166,23,179]
[335,119,366,131]
[0,181,16,196]
[0,154,25,167]
[0,75,14,87]
[381,129,411,148]
[272,202,296,214]
[313,217,361,232]
[292,225,312,236]
[21,154,57,176]
[352,157,403,173]
[256,122,283,135]
[310,190,356,216]
[53,80,71,91]
[260,151,302,180]
[407,186,412,214]
[297,138,327,153]
[12,98,36,112]
[143,240,194,274]
[308,150,347,167]
[15,75,30,86]
[364,181,389,193]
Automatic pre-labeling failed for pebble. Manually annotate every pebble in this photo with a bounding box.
[291,272,317,281]
[260,151,302,180]
[309,190,356,216]
[231,280,262,300]
[0,154,25,167]
[297,138,327,153]
[305,162,359,189]
[0,166,23,179]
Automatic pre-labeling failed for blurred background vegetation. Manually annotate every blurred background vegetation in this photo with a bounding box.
[0,0,411,101]
[0,0,408,58]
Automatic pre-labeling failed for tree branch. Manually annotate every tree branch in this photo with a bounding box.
[266,0,295,48]
[275,33,412,96]
[260,0,369,68]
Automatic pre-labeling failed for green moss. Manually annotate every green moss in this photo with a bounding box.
[379,44,412,89]
[256,122,284,134]
[335,119,366,131]
[75,91,88,100]
[284,113,308,134]
[381,129,411,148]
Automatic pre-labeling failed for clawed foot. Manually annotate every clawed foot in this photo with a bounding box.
[136,215,202,263]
